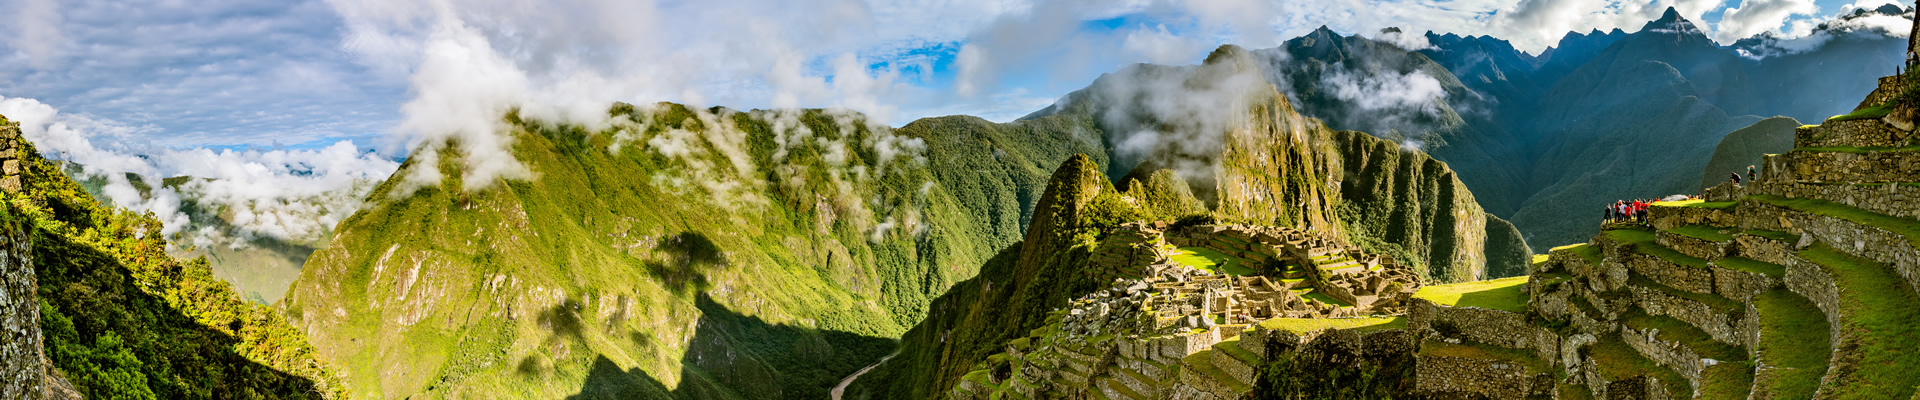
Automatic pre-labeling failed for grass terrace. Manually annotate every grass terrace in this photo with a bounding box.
[1587,336,1692,397]
[1752,289,1831,400]
[1620,311,1745,361]
[1605,228,1711,268]
[1552,243,1603,265]
[1698,362,1756,400]
[1667,225,1737,242]
[1257,316,1406,334]
[1750,194,1920,249]
[1411,276,1529,312]
[1713,257,1786,278]
[1827,100,1895,122]
[1743,229,1798,243]
[1796,244,1920,398]
[1170,247,1258,276]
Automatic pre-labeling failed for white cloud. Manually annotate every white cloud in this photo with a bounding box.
[0,95,399,248]
[1717,0,1820,43]
[1364,29,1436,51]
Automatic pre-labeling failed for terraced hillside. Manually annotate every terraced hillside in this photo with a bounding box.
[846,47,1920,400]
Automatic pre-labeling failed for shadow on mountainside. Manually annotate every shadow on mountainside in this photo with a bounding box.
[565,294,896,400]
[34,227,323,398]
[646,232,723,295]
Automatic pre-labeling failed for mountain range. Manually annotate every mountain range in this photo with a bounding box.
[8,5,1913,400]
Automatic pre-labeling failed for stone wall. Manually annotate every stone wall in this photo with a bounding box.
[1739,199,1920,300]
[1767,150,1920,184]
[1626,284,1746,345]
[1793,118,1913,149]
[1649,205,1738,231]
[1411,355,1551,398]
[1620,325,1710,384]
[0,197,38,399]
[1657,230,1729,261]
[1407,299,1561,362]
[1750,181,1920,219]
[0,123,26,193]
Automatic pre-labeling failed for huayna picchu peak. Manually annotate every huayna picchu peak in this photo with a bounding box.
[4,1,1920,399]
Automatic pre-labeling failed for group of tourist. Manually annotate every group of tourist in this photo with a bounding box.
[1605,199,1652,225]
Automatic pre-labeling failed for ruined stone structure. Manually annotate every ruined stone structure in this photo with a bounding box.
[0,120,28,194]
[950,222,1427,399]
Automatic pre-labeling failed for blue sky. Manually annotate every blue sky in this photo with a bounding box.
[0,0,1906,153]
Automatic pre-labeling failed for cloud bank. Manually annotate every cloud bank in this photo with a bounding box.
[0,95,399,249]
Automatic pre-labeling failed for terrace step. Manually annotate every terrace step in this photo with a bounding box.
[1747,181,1920,220]
[1179,348,1253,396]
[1794,115,1916,149]
[1618,311,1747,385]
[1740,194,1920,298]
[1100,377,1149,400]
[1586,337,1693,399]
[1619,272,1747,345]
[1748,289,1830,400]
[1656,226,1734,261]
[1791,244,1920,398]
[1763,147,1920,184]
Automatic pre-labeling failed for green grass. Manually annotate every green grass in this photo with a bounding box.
[1552,243,1603,265]
[1606,229,1711,268]
[1714,257,1786,277]
[1300,291,1353,308]
[1411,275,1529,312]
[1418,339,1551,373]
[1620,311,1745,361]
[1750,194,1920,250]
[1796,244,1920,399]
[1699,362,1756,400]
[1587,336,1693,398]
[1751,289,1830,400]
[1170,246,1257,276]
[1828,100,1896,122]
[1667,225,1737,242]
[1257,316,1405,334]
[1743,229,1798,243]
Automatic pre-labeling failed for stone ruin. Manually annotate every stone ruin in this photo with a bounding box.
[953,221,1427,399]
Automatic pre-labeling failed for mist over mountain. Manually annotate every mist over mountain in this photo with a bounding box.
[1252,6,1912,248]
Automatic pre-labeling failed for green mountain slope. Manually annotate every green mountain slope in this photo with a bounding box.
[0,116,341,399]
[282,104,1109,398]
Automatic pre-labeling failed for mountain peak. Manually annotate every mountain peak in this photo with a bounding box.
[1657,6,1681,22]
[1641,6,1705,37]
